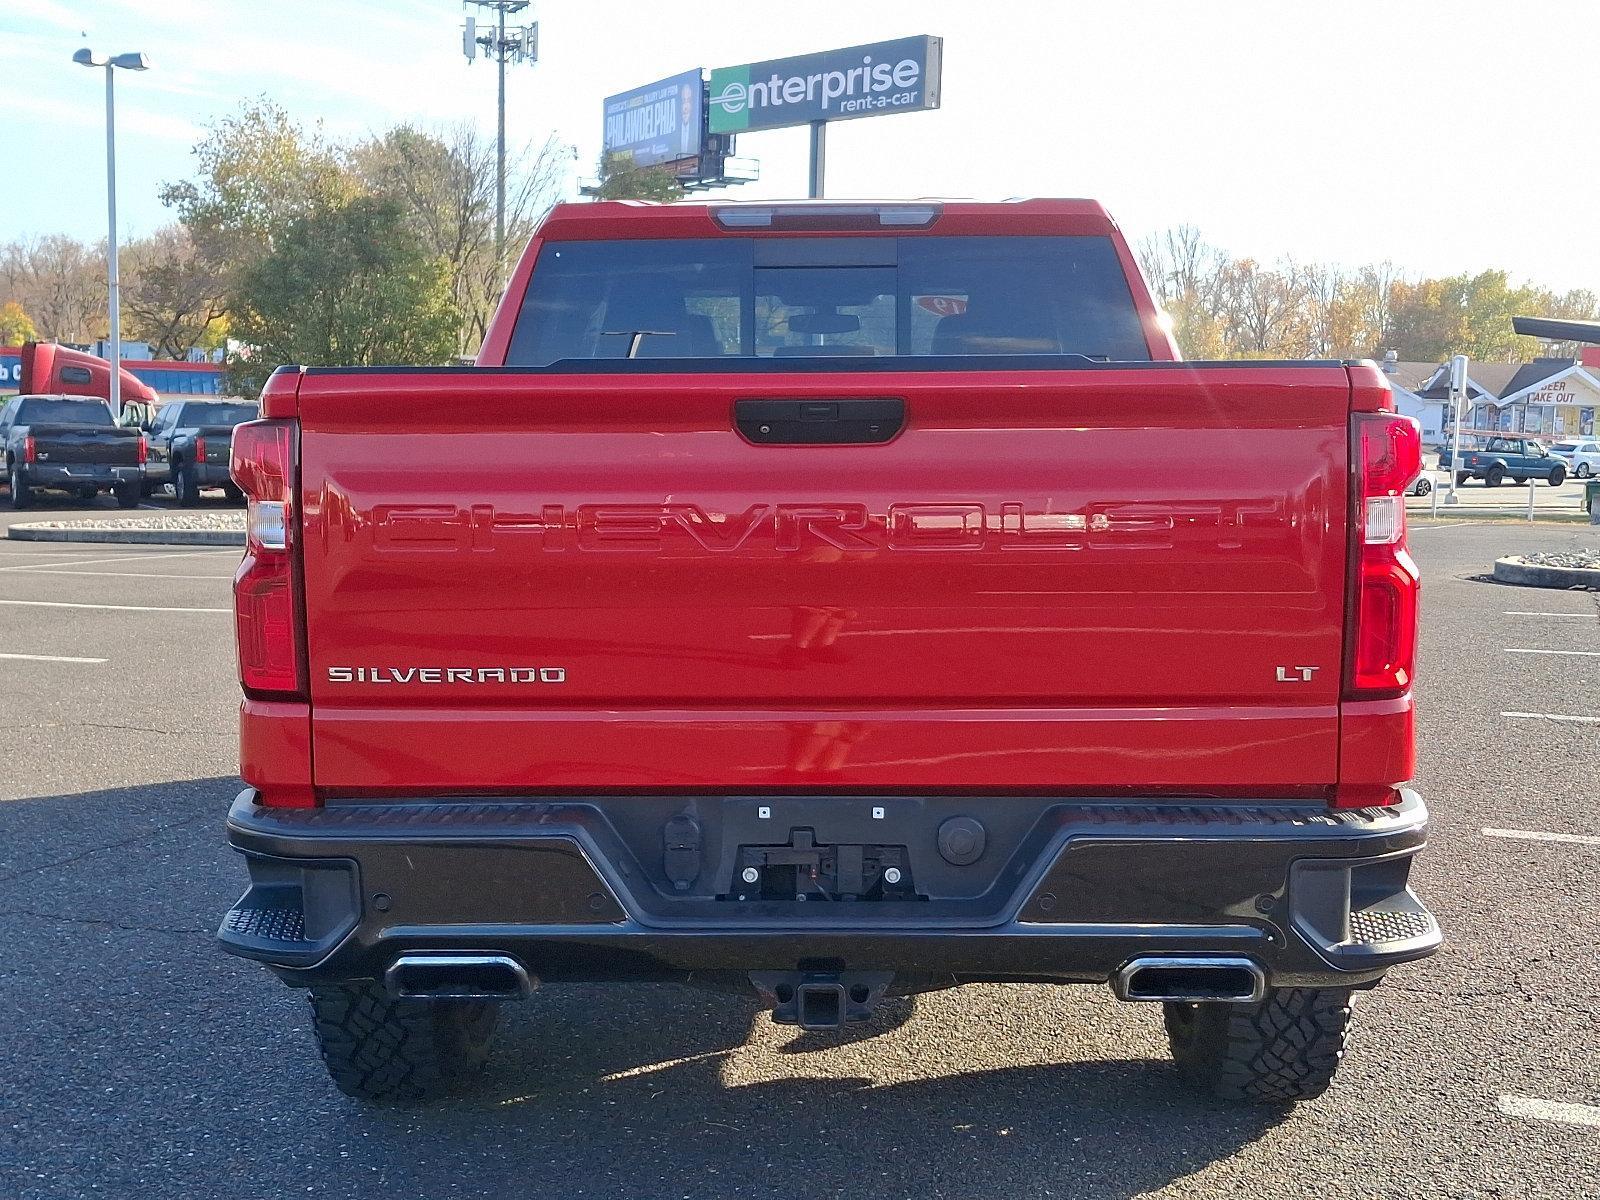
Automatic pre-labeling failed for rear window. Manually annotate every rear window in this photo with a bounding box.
[506,236,1151,367]
[17,399,113,426]
[185,403,258,426]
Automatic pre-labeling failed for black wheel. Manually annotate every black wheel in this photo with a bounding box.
[77,486,98,502]
[223,483,245,505]
[307,982,501,1104]
[1547,466,1566,487]
[113,482,141,509]
[172,459,200,507]
[1577,463,1593,479]
[1455,472,1470,487]
[1163,987,1353,1104]
[8,464,30,510]
[1486,465,1506,487]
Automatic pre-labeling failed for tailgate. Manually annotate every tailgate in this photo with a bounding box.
[297,365,1353,794]
[31,425,141,465]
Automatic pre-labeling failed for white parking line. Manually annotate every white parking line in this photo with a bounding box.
[0,568,235,581]
[1504,648,1600,658]
[0,549,236,573]
[1502,711,1600,726]
[1505,611,1591,619]
[1483,827,1600,847]
[0,652,106,664]
[0,599,228,614]
[1497,1095,1600,1129]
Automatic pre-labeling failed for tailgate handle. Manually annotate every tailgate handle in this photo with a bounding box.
[735,398,904,445]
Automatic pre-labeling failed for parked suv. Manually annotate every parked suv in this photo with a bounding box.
[1549,438,1600,479]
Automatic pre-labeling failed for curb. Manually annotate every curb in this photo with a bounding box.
[1493,557,1600,590]
[7,524,244,547]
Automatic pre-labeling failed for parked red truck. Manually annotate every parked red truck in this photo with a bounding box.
[218,199,1438,1105]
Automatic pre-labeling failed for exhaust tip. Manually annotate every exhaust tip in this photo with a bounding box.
[385,953,535,1000]
[1112,956,1265,1004]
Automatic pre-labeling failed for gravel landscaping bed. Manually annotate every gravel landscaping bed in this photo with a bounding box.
[7,512,245,545]
[1493,548,1600,589]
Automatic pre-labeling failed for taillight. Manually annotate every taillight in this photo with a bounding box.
[136,435,148,465]
[1345,412,1421,700]
[231,420,302,698]
[194,435,206,464]
[23,435,35,464]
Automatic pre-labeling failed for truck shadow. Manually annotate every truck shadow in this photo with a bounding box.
[360,982,1288,1200]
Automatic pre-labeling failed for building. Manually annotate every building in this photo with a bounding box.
[1415,356,1599,440]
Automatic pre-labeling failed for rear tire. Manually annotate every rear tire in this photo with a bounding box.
[1163,987,1353,1104]
[1577,463,1592,479]
[223,483,245,505]
[1455,472,1470,487]
[173,459,200,507]
[8,465,30,510]
[113,482,141,509]
[307,982,501,1104]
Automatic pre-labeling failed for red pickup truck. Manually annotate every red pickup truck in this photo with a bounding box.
[218,198,1438,1106]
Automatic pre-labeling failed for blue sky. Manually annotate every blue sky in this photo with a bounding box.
[2,0,1597,292]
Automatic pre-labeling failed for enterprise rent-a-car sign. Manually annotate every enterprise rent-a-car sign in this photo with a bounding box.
[709,36,941,134]
[603,68,705,168]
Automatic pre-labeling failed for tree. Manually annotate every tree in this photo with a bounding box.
[0,235,104,342]
[0,300,37,345]
[352,125,570,354]
[121,225,227,358]
[160,99,355,299]
[227,196,460,395]
[592,152,684,202]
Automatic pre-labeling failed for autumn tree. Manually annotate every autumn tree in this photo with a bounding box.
[0,235,104,342]
[592,152,685,202]
[352,124,570,354]
[0,300,38,345]
[227,196,460,395]
[121,225,228,358]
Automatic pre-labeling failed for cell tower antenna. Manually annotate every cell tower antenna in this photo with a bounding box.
[461,1,537,293]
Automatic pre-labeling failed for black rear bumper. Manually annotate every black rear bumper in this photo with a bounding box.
[23,463,140,488]
[219,789,1440,992]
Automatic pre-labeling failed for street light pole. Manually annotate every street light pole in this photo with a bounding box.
[73,48,148,423]
[103,64,121,423]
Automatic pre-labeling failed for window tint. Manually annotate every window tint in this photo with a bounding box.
[59,366,93,385]
[17,398,112,426]
[183,402,257,426]
[506,235,1150,366]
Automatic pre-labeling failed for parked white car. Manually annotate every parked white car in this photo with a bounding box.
[1548,439,1600,479]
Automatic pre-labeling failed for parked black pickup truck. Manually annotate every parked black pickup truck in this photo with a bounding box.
[140,399,258,505]
[1,394,144,509]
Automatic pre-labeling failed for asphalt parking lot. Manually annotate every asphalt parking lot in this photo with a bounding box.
[0,512,1596,1200]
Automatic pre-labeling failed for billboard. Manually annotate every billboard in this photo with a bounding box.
[0,349,20,392]
[602,69,705,169]
[709,36,941,134]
